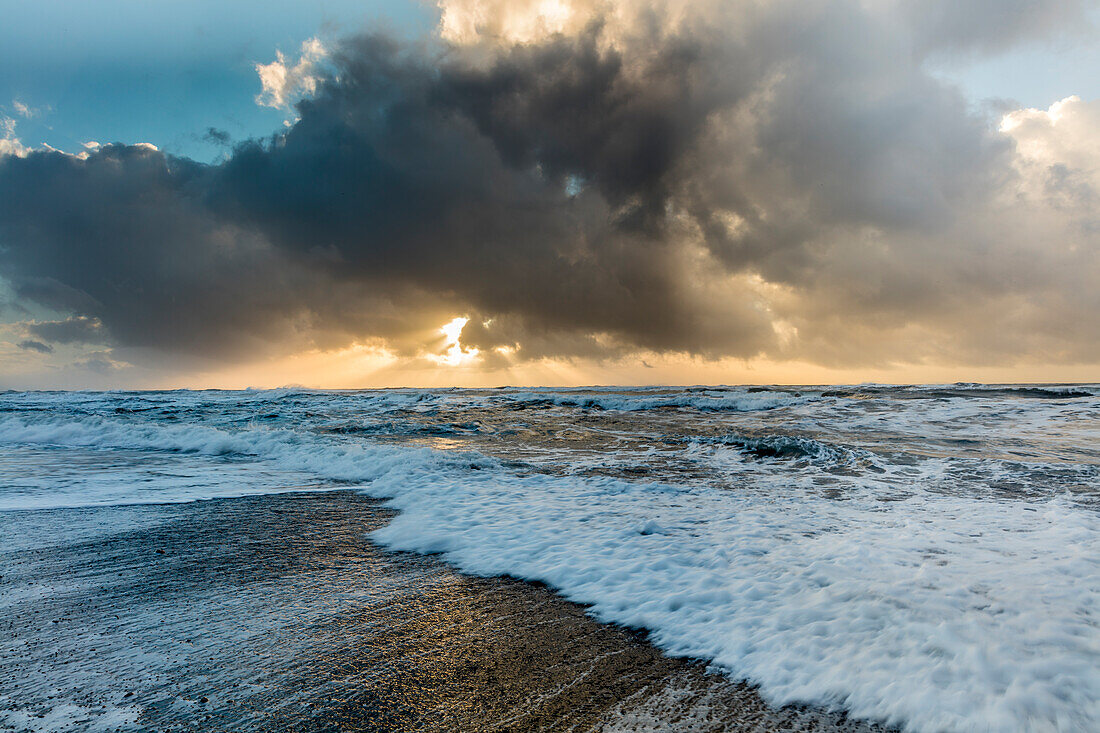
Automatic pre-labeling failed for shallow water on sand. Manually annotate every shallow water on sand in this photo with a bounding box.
[0,491,871,732]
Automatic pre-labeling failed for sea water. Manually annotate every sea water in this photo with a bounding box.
[0,385,1097,732]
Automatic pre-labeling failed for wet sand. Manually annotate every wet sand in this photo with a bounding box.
[1,491,880,732]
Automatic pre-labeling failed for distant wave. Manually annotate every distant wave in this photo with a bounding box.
[502,390,809,412]
[824,384,1099,399]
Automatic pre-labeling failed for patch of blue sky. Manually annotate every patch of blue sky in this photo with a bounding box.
[0,0,434,161]
[931,5,1100,112]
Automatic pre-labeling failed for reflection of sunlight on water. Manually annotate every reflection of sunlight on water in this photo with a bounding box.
[13,492,789,731]
[422,436,468,452]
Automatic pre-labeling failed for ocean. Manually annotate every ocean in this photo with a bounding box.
[0,385,1097,732]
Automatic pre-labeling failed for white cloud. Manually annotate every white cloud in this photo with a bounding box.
[11,99,46,119]
[439,0,584,44]
[0,115,28,158]
[999,95,1100,165]
[436,0,701,48]
[1001,96,1100,203]
[255,37,329,110]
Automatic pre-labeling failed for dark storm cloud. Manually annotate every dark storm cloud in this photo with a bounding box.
[17,339,52,354]
[0,0,1096,369]
[0,26,771,360]
[207,27,774,355]
[0,145,320,358]
[26,316,104,344]
[203,127,231,146]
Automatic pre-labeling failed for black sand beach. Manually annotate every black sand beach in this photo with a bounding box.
[1,491,876,732]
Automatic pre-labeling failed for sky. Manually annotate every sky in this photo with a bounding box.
[0,0,1098,388]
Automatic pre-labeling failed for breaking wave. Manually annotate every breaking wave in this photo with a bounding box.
[688,433,871,464]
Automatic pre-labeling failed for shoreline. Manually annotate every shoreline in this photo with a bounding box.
[2,490,881,732]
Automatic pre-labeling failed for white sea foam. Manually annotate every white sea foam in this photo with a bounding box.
[1,407,1099,731]
[367,472,1100,732]
[0,700,141,732]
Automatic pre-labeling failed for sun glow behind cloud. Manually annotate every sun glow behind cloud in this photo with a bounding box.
[430,317,481,367]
